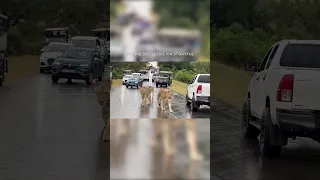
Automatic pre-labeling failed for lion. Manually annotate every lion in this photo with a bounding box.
[151,117,203,161]
[140,86,154,106]
[94,79,111,141]
[157,88,174,113]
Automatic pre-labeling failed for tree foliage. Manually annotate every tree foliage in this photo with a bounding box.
[0,0,107,55]
[212,0,320,67]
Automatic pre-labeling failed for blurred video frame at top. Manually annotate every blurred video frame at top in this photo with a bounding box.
[110,0,210,62]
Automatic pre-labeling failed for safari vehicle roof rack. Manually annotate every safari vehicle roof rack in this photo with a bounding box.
[0,14,8,19]
[158,28,200,38]
[45,27,69,31]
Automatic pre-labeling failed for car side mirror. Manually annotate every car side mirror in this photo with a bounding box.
[244,62,258,72]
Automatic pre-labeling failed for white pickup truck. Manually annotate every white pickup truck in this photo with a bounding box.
[186,74,210,112]
[243,40,320,157]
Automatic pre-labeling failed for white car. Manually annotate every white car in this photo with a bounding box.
[186,74,210,112]
[242,40,320,157]
[122,74,133,84]
[40,42,73,73]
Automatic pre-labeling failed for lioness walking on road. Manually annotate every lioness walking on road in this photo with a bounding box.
[140,86,154,107]
[94,79,110,141]
[157,88,174,113]
[151,118,203,161]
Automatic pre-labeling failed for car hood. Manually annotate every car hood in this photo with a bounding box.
[55,57,91,65]
[41,52,63,59]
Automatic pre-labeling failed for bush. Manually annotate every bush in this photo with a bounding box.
[174,69,196,83]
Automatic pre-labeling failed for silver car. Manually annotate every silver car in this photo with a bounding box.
[40,42,73,73]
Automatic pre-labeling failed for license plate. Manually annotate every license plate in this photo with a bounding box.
[62,69,75,73]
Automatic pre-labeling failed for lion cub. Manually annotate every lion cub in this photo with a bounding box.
[157,88,174,113]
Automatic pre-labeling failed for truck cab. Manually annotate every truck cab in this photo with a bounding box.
[0,14,8,86]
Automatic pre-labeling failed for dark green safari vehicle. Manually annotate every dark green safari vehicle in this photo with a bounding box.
[159,71,173,85]
[51,47,104,85]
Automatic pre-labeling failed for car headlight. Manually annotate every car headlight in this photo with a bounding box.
[53,62,61,66]
[80,64,89,67]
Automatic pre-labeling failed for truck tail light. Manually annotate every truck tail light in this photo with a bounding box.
[196,85,202,94]
[277,74,294,102]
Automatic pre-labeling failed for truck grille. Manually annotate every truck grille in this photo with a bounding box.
[47,58,55,65]
[62,63,79,70]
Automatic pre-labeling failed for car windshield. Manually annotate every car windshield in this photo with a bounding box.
[45,44,70,52]
[129,77,138,81]
[61,49,92,59]
[124,75,132,78]
[153,74,159,76]
[160,73,170,77]
[280,44,320,68]
[72,39,95,49]
[198,75,210,83]
[132,74,140,76]
[159,77,167,79]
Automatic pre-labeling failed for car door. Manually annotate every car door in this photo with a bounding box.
[251,46,273,117]
[188,75,198,98]
[256,44,279,117]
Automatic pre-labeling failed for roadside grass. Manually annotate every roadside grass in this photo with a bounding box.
[169,80,189,96]
[198,56,209,62]
[5,55,39,85]
[112,79,123,88]
[211,61,251,108]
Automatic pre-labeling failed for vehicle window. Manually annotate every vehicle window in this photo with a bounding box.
[265,44,279,70]
[197,75,210,83]
[61,49,92,59]
[72,40,96,49]
[45,44,70,53]
[258,47,273,72]
[280,44,320,68]
[191,75,197,83]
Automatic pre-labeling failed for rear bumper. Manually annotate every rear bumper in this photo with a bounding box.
[196,96,210,106]
[276,109,320,132]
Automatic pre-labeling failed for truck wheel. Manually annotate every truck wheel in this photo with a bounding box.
[186,93,191,106]
[85,72,93,85]
[191,95,199,112]
[40,69,45,73]
[0,77,3,87]
[98,70,104,81]
[242,99,260,138]
[126,85,128,88]
[51,76,59,83]
[260,107,282,157]
[156,83,158,87]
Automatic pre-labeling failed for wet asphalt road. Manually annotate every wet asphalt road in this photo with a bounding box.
[211,98,320,180]
[0,74,109,180]
[110,81,210,119]
[110,118,210,179]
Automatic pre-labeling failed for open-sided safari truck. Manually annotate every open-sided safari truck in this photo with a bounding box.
[42,27,71,51]
[91,28,108,64]
[0,14,8,86]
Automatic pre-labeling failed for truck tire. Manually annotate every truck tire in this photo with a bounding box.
[51,76,59,83]
[0,77,3,87]
[126,85,129,88]
[156,83,158,87]
[242,99,260,138]
[186,93,191,106]
[85,72,93,85]
[191,95,199,112]
[260,107,282,157]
